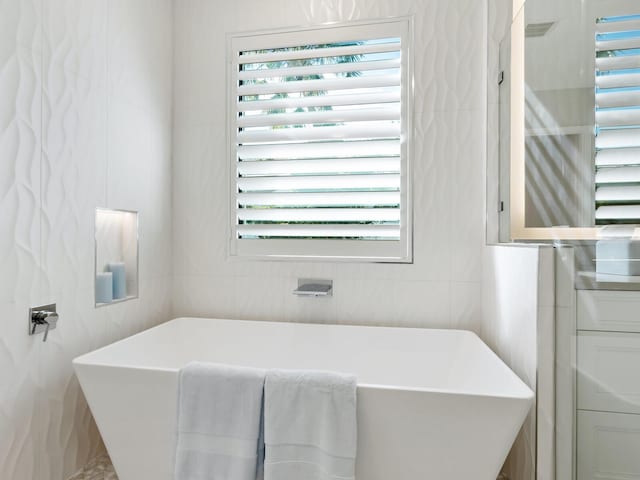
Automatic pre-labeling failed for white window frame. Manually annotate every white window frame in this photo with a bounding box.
[226,18,414,263]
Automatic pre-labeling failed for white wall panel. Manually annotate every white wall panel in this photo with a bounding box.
[172,0,488,333]
[0,1,173,479]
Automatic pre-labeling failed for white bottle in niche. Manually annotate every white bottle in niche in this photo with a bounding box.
[108,262,127,300]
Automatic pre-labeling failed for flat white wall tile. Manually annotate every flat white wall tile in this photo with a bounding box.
[173,275,239,320]
[537,246,555,308]
[555,247,575,309]
[107,0,172,122]
[451,282,482,333]
[481,244,549,480]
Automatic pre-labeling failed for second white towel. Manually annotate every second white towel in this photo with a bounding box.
[264,369,357,480]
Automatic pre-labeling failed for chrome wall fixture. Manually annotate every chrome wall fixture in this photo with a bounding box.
[293,279,333,297]
[29,304,58,342]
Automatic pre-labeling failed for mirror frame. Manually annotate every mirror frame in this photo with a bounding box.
[507,1,640,241]
[509,3,600,240]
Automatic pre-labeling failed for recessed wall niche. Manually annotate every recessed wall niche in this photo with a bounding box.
[95,208,139,307]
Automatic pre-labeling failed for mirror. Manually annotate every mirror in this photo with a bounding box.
[505,0,640,239]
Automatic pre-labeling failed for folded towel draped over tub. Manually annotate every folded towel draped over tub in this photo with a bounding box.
[264,370,358,480]
[175,362,266,480]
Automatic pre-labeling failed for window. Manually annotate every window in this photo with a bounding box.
[595,14,640,224]
[228,19,412,262]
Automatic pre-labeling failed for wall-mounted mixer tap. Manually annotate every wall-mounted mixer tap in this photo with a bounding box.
[29,304,58,342]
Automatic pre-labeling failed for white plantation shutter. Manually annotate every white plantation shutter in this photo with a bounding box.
[228,20,412,261]
[595,15,640,223]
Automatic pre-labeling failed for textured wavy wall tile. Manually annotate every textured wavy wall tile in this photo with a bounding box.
[0,302,41,480]
[2,0,173,479]
[1,0,42,54]
[42,0,107,83]
[0,2,43,478]
[411,0,486,113]
[0,35,42,307]
[448,109,485,283]
[39,3,110,473]
[37,0,173,477]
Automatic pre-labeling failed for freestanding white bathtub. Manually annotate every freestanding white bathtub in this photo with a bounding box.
[73,318,533,480]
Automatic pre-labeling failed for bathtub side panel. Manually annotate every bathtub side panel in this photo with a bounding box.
[356,388,532,480]
[74,364,177,480]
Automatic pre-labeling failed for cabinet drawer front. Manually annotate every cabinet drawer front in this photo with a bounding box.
[578,332,640,415]
[578,290,640,333]
[578,410,640,480]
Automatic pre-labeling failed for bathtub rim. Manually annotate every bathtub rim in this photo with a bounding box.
[72,317,535,401]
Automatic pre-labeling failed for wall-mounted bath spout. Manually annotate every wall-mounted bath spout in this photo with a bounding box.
[293,279,333,297]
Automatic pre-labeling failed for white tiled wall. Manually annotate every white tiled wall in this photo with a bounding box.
[482,244,556,480]
[172,0,489,333]
[0,0,552,479]
[0,1,173,479]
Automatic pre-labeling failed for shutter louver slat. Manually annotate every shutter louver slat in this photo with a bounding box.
[596,36,640,52]
[596,18,640,34]
[595,15,640,224]
[237,191,401,207]
[233,32,405,244]
[238,58,400,81]
[238,42,402,64]
[236,224,400,239]
[595,73,640,90]
[596,90,640,108]
[238,123,401,144]
[596,166,640,184]
[237,174,401,192]
[238,91,401,112]
[596,54,640,72]
[237,74,401,97]
[237,140,401,160]
[596,205,640,220]
[237,157,400,176]
[237,208,400,222]
[596,185,640,202]
[596,128,640,150]
[596,147,640,166]
[237,105,401,128]
[595,108,640,127]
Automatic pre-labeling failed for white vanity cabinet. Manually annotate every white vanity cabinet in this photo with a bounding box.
[576,290,640,480]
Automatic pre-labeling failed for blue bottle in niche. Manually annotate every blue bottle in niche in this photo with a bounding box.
[96,272,113,304]
[108,262,127,300]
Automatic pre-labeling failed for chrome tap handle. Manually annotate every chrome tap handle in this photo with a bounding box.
[30,310,58,342]
[33,311,58,322]
[41,319,50,342]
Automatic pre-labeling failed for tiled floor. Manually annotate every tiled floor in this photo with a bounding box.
[68,454,117,480]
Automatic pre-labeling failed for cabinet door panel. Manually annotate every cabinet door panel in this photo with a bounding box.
[578,291,640,333]
[578,331,640,415]
[578,410,640,480]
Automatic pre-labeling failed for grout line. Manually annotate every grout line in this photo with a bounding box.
[105,0,110,207]
[37,5,45,480]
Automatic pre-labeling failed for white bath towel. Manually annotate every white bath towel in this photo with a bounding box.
[264,369,357,480]
[175,362,265,480]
